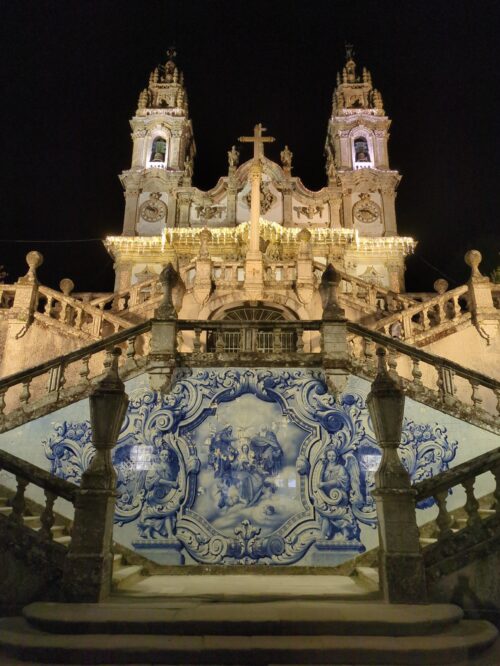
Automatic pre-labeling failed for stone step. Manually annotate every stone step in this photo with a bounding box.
[0,496,10,507]
[113,553,124,569]
[18,599,471,636]
[111,565,144,590]
[420,536,438,546]
[34,525,66,538]
[53,535,71,546]
[0,506,12,515]
[0,609,497,665]
[22,515,41,528]
[353,566,379,591]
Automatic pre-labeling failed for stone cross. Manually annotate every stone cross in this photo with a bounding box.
[239,123,275,162]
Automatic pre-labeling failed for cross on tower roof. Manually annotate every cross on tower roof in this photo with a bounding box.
[239,123,275,162]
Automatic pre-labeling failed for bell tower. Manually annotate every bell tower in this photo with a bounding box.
[325,46,401,237]
[119,49,196,237]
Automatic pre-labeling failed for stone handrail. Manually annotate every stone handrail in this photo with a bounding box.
[414,447,500,503]
[0,448,78,503]
[347,322,500,433]
[412,445,500,582]
[335,269,417,313]
[37,285,131,339]
[372,284,470,342]
[0,321,151,433]
[88,277,160,313]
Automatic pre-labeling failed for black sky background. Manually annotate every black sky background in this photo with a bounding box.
[0,0,499,294]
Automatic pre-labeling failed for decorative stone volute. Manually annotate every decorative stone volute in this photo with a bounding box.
[59,278,75,297]
[321,264,345,321]
[155,263,178,320]
[433,278,448,295]
[19,250,43,284]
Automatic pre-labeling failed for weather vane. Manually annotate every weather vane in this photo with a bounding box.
[345,42,355,61]
[166,46,177,60]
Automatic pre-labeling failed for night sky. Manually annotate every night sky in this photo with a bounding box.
[1,0,499,294]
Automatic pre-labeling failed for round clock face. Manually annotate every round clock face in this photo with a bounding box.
[353,198,381,224]
[140,198,167,223]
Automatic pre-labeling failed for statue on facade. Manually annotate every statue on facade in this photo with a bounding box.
[228,145,239,169]
[280,145,293,170]
[184,156,193,178]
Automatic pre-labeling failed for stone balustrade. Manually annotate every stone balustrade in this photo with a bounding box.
[0,321,150,433]
[37,286,131,340]
[348,322,500,434]
[414,446,500,582]
[89,277,161,313]
[373,284,470,342]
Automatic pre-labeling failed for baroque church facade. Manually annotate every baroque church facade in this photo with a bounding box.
[0,48,499,663]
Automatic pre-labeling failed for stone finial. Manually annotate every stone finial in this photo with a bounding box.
[155,263,178,320]
[433,278,449,295]
[465,249,484,280]
[367,347,404,447]
[59,278,75,297]
[21,250,43,284]
[321,264,345,321]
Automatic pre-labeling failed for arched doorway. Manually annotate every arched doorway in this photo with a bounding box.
[207,305,297,353]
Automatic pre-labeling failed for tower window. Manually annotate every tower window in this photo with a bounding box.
[150,136,167,163]
[354,137,370,163]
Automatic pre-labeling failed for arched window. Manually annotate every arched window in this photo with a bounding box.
[150,136,167,163]
[353,136,371,163]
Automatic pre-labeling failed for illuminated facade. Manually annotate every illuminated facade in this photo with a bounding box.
[108,49,414,323]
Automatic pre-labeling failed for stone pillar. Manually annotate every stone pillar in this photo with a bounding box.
[465,250,498,342]
[123,188,140,236]
[296,229,314,305]
[11,251,43,324]
[148,263,178,394]
[193,229,213,305]
[367,348,427,604]
[282,185,293,225]
[320,264,349,396]
[381,188,398,236]
[62,348,129,603]
[244,163,263,298]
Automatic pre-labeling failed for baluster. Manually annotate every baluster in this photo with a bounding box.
[215,331,225,353]
[193,328,202,353]
[402,313,413,340]
[74,308,83,330]
[434,491,453,540]
[469,381,483,413]
[59,300,68,323]
[19,378,32,404]
[437,366,456,406]
[273,327,283,353]
[452,295,461,315]
[296,327,304,352]
[40,490,56,541]
[411,357,424,393]
[363,339,377,375]
[44,296,53,316]
[124,336,137,366]
[421,308,430,330]
[387,347,399,380]
[462,478,481,528]
[103,348,114,373]
[10,476,28,524]
[79,354,91,383]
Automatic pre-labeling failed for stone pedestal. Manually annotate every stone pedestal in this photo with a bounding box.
[367,348,427,604]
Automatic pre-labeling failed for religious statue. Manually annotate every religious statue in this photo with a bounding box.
[138,446,180,539]
[184,156,193,178]
[228,145,239,168]
[280,145,293,169]
[312,442,362,543]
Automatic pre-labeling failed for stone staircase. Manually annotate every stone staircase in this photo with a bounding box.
[0,596,497,664]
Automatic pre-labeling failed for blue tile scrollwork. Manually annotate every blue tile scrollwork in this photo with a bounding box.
[43,368,457,565]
